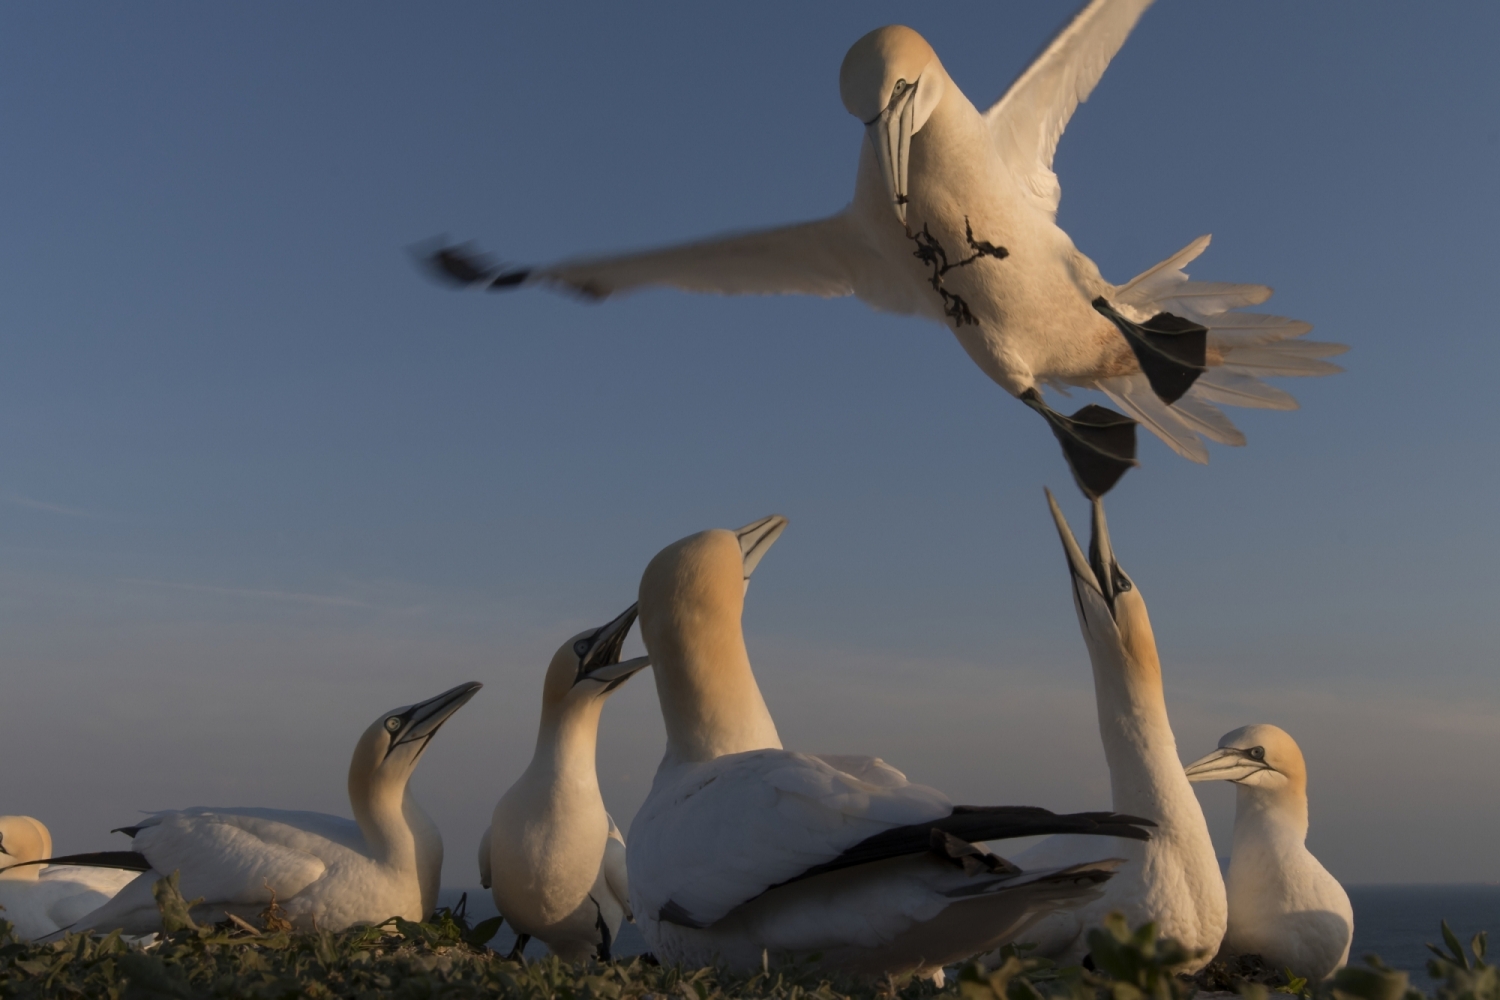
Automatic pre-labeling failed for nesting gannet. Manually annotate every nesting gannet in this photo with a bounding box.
[485,602,649,962]
[1185,725,1352,979]
[628,515,1155,978]
[1006,493,1224,970]
[64,681,481,935]
[0,816,141,940]
[429,0,1344,498]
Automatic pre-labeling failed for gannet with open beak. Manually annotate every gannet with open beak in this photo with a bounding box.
[628,515,1156,979]
[1006,493,1225,970]
[429,0,1344,498]
[63,681,481,935]
[1185,725,1352,979]
[483,603,649,962]
[0,816,141,940]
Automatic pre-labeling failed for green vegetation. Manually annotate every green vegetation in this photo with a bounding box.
[0,876,1491,1000]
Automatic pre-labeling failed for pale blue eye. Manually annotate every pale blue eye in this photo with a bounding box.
[385,717,401,733]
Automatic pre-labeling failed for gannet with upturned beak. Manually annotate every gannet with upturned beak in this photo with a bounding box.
[0,816,141,940]
[1006,493,1225,970]
[429,0,1344,498]
[628,515,1156,979]
[1185,725,1352,980]
[64,681,481,935]
[484,603,649,962]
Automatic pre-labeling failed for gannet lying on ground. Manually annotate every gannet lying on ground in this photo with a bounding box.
[0,816,141,940]
[63,681,481,935]
[1006,493,1224,970]
[482,603,649,961]
[429,0,1343,498]
[1185,725,1352,980]
[627,515,1154,979]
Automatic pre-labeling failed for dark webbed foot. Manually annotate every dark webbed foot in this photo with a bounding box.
[1022,390,1138,500]
[507,932,531,962]
[1092,297,1207,404]
[421,240,530,290]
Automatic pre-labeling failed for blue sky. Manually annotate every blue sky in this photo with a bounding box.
[1,2,1496,888]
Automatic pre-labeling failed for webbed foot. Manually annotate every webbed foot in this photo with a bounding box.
[1092,297,1207,404]
[1022,390,1138,499]
[422,241,530,290]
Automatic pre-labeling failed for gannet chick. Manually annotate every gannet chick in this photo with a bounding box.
[430,1,1344,498]
[65,681,481,935]
[1185,725,1352,979]
[486,603,649,962]
[1008,494,1224,969]
[629,515,1155,979]
[0,816,141,940]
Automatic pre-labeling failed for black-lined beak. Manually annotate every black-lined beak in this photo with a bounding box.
[384,681,482,760]
[575,603,650,690]
[1045,489,1132,618]
[735,514,788,588]
[1184,746,1273,783]
[865,79,919,226]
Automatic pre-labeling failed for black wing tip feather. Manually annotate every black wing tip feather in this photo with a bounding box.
[9,851,151,872]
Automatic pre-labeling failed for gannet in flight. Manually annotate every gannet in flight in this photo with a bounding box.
[628,515,1155,978]
[64,681,481,935]
[1185,725,1352,980]
[1006,492,1225,970]
[0,816,141,940]
[428,0,1344,498]
[482,603,649,962]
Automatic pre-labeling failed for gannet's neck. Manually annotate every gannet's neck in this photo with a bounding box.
[652,625,781,767]
[525,700,606,793]
[402,788,443,915]
[348,746,420,878]
[1233,779,1310,844]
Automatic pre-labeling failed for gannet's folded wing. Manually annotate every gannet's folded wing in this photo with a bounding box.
[603,813,631,919]
[983,0,1155,215]
[632,750,952,929]
[522,214,864,300]
[131,812,329,905]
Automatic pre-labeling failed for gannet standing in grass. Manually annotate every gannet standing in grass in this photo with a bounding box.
[1007,493,1225,970]
[627,515,1156,979]
[1185,725,1352,979]
[64,681,481,936]
[429,0,1344,498]
[0,816,141,940]
[483,603,649,962]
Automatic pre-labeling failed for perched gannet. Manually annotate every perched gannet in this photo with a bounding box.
[430,0,1344,498]
[1185,725,1352,979]
[0,816,141,940]
[1007,493,1224,969]
[484,603,649,962]
[64,681,481,935]
[628,515,1155,979]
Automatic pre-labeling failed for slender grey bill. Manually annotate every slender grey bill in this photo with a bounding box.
[385,680,483,760]
[575,602,650,688]
[736,514,788,582]
[1183,746,1272,784]
[865,79,918,226]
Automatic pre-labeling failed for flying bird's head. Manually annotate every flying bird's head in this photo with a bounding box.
[0,815,51,880]
[542,602,650,716]
[1185,724,1308,796]
[840,25,948,226]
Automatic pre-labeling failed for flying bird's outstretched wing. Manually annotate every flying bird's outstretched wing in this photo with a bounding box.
[984,0,1156,216]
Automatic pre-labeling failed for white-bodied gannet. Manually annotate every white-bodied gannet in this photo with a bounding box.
[1007,493,1225,970]
[628,515,1155,979]
[0,816,141,940]
[1185,725,1352,979]
[430,0,1344,498]
[64,681,482,935]
[484,603,649,962]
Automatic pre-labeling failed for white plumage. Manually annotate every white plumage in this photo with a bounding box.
[1186,725,1353,980]
[0,816,140,940]
[65,682,481,936]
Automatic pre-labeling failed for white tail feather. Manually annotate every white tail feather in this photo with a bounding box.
[1101,238,1345,458]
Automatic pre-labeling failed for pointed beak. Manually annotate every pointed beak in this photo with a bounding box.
[736,514,788,589]
[865,81,918,226]
[577,602,650,689]
[1046,488,1103,600]
[1184,746,1271,783]
[387,680,482,759]
[1088,497,1118,608]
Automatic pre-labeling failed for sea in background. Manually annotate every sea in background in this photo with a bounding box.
[440,884,1500,987]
